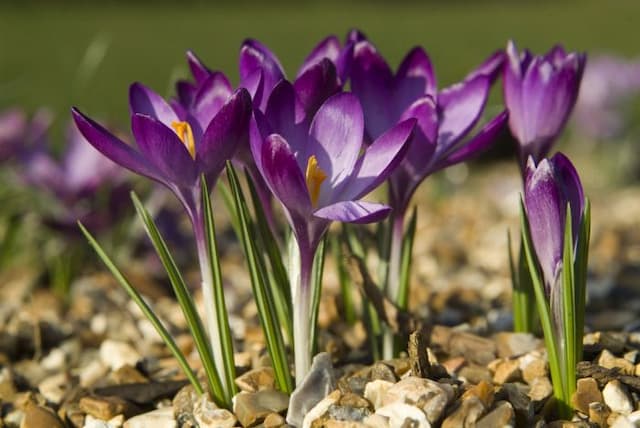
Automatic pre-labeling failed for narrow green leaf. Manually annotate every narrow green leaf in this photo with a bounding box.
[216,180,241,239]
[130,192,226,407]
[226,163,293,393]
[332,235,356,325]
[519,198,569,416]
[574,199,591,366]
[201,176,237,398]
[310,237,326,355]
[244,170,293,344]
[78,222,204,396]
[561,204,576,403]
[397,207,417,310]
[510,231,537,333]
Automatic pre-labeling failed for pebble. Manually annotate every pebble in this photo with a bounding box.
[571,377,603,415]
[598,349,636,375]
[491,359,522,384]
[99,340,141,371]
[302,390,341,428]
[41,348,67,372]
[588,401,610,427]
[380,376,453,424]
[20,404,65,428]
[193,395,236,428]
[374,402,430,428]
[263,412,286,428]
[519,352,548,384]
[234,390,289,427]
[80,360,109,387]
[527,377,553,402]
[476,400,515,428]
[583,332,627,355]
[286,352,336,427]
[79,395,135,420]
[495,332,541,358]
[83,414,124,428]
[442,396,486,428]
[363,380,393,410]
[603,380,634,415]
[38,372,73,405]
[123,407,176,428]
[462,381,494,409]
[235,366,276,393]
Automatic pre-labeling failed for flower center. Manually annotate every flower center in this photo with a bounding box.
[305,155,327,207]
[171,121,196,159]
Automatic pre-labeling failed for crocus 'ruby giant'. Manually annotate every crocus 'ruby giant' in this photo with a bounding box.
[251,89,415,382]
[524,152,585,294]
[504,41,586,169]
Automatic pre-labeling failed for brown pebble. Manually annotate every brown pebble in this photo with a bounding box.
[263,412,286,428]
[571,377,603,415]
[79,395,136,420]
[20,403,65,428]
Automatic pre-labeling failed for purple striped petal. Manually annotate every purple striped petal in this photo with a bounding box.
[297,35,341,77]
[294,59,340,118]
[129,82,179,127]
[264,80,307,160]
[395,46,437,103]
[72,108,161,182]
[466,50,506,83]
[308,93,364,194]
[175,80,197,109]
[186,50,212,84]
[239,39,285,107]
[551,152,585,238]
[314,200,390,224]
[192,72,233,130]
[198,88,252,181]
[131,114,197,188]
[504,41,526,145]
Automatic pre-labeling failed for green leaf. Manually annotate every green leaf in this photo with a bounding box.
[78,222,204,396]
[332,234,356,325]
[130,192,226,407]
[574,199,591,368]
[310,237,326,355]
[216,180,241,240]
[510,231,537,333]
[397,207,417,311]
[226,163,293,393]
[561,204,576,403]
[201,176,237,398]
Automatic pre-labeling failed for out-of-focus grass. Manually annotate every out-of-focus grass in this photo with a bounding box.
[1,0,638,130]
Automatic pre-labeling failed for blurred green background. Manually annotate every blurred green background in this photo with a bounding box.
[1,0,638,131]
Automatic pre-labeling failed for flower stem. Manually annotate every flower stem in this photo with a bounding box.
[291,242,315,385]
[193,219,229,399]
[383,211,405,360]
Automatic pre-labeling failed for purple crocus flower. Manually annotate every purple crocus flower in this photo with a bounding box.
[504,41,586,169]
[0,108,51,162]
[72,75,252,397]
[524,152,585,294]
[251,89,415,382]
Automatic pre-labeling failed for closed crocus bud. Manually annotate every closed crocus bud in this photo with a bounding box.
[524,152,584,293]
[504,41,586,169]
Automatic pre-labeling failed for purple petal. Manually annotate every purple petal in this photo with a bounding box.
[72,108,161,182]
[260,134,312,218]
[239,39,285,105]
[466,50,506,83]
[198,89,252,181]
[395,46,437,103]
[191,72,233,130]
[294,59,340,118]
[437,75,490,153]
[343,118,415,200]
[186,50,212,84]
[308,92,364,194]
[129,82,179,127]
[437,110,508,169]
[550,152,585,238]
[175,80,197,109]
[524,157,565,291]
[297,35,341,77]
[314,200,390,224]
[131,114,197,188]
[264,80,307,158]
[350,40,395,140]
[0,109,26,160]
[504,41,526,145]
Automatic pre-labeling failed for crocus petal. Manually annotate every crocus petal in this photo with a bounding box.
[437,75,490,153]
[72,108,161,182]
[395,46,437,104]
[308,92,364,192]
[314,200,391,224]
[131,114,197,187]
[129,82,179,126]
[176,80,197,109]
[192,72,234,130]
[465,50,506,83]
[550,152,585,237]
[297,35,341,77]
[343,118,415,200]
[395,97,439,181]
[504,41,526,144]
[524,157,565,292]
[198,88,252,180]
[350,40,395,139]
[294,59,340,118]
[437,110,509,169]
[260,134,312,218]
[264,80,307,158]
[186,50,212,84]
[239,39,285,105]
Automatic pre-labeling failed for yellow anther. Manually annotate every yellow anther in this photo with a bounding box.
[171,121,196,159]
[305,155,327,207]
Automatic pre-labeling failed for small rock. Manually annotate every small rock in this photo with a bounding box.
[362,414,390,428]
[172,385,198,427]
[528,377,553,403]
[339,392,371,410]
[519,352,548,384]
[235,367,276,393]
[571,377,603,415]
[286,353,336,427]
[234,390,289,427]
[375,402,430,428]
[83,414,124,428]
[80,360,109,388]
[603,380,634,415]
[381,376,453,424]
[21,404,65,428]
[624,350,639,364]
[497,383,533,427]
[442,396,486,428]
[370,362,398,383]
[588,402,610,427]
[193,395,236,428]
[491,359,522,384]
[100,340,141,371]
[0,368,17,402]
[41,348,67,372]
[442,357,466,375]
[38,372,73,405]
[462,381,494,409]
[301,390,341,428]
[476,401,515,428]
[610,414,635,428]
[79,395,135,420]
[110,365,148,385]
[495,332,541,358]
[123,407,175,428]
[599,350,636,376]
[431,326,497,365]
[363,380,394,410]
[263,412,286,428]
[458,364,492,384]
[583,332,627,355]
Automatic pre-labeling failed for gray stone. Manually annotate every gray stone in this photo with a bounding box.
[234,390,289,427]
[381,376,453,424]
[123,408,176,428]
[476,401,515,428]
[603,380,634,415]
[286,352,336,427]
[374,402,430,428]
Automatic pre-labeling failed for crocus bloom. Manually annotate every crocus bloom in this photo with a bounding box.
[350,39,508,216]
[524,152,585,294]
[251,89,415,382]
[504,41,586,168]
[0,108,51,162]
[573,54,640,139]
